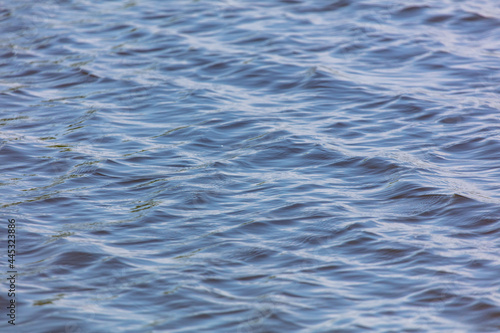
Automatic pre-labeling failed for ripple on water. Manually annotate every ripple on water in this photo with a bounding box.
[2,0,500,332]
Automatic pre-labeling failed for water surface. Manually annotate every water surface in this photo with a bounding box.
[1,0,500,332]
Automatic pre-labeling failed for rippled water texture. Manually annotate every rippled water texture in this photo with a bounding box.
[2,0,500,332]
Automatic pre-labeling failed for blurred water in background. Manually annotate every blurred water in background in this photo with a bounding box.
[1,0,500,332]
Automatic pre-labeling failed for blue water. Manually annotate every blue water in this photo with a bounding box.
[1,0,500,332]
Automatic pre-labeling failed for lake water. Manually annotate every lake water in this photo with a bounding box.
[1,0,500,332]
